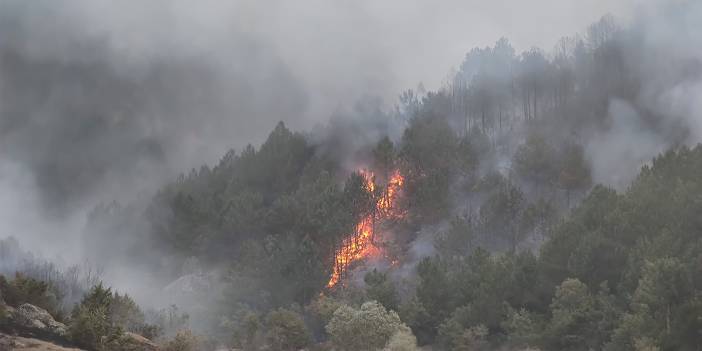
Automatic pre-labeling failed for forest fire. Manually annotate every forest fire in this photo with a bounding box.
[378,170,405,217]
[327,169,405,288]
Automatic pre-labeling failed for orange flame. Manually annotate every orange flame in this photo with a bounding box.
[327,169,404,288]
[378,170,405,217]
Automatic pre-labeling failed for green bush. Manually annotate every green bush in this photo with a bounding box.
[383,327,420,351]
[326,301,413,351]
[110,292,156,337]
[0,303,7,325]
[364,269,399,312]
[69,283,159,350]
[162,329,199,351]
[0,273,63,321]
[70,305,117,350]
[69,284,117,350]
[265,308,311,351]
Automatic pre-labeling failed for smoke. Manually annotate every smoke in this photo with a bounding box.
[0,0,645,207]
[1,0,693,328]
[586,100,667,188]
[582,1,702,188]
[0,1,310,215]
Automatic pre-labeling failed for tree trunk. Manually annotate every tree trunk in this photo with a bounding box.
[667,304,671,334]
[533,91,538,120]
[499,105,502,131]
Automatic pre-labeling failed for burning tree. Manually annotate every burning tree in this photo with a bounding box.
[327,169,405,288]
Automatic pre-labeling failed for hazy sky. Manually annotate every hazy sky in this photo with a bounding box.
[72,0,650,116]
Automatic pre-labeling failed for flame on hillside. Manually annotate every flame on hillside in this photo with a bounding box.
[327,169,404,288]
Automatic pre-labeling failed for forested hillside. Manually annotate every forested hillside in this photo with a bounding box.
[3,7,702,351]
[77,13,702,350]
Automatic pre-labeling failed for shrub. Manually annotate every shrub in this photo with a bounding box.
[0,273,63,321]
[69,303,114,350]
[265,308,311,351]
[231,311,263,350]
[305,294,342,341]
[0,303,7,325]
[70,284,116,350]
[145,305,189,337]
[162,330,200,351]
[364,269,399,312]
[110,292,158,338]
[69,283,160,349]
[326,301,411,351]
[384,327,419,351]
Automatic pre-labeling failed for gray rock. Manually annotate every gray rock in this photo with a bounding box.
[10,303,68,337]
[122,332,160,351]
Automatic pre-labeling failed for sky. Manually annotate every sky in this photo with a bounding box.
[119,0,649,114]
[23,0,652,128]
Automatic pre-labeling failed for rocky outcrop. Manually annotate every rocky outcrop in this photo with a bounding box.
[1,303,71,347]
[9,304,68,338]
[1,303,161,351]
[164,272,215,299]
[120,332,160,351]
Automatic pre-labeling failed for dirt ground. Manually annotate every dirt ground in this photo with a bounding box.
[0,333,84,351]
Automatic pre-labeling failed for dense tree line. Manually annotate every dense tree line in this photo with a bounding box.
[401,146,702,350]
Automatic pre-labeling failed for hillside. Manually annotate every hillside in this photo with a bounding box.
[1,3,702,351]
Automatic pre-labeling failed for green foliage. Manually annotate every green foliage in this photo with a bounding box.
[400,115,458,221]
[364,269,399,312]
[220,305,263,350]
[69,283,157,350]
[456,134,481,178]
[414,257,452,342]
[70,304,114,350]
[162,330,200,351]
[479,181,526,250]
[70,284,116,350]
[0,273,63,321]
[520,199,556,238]
[538,185,621,290]
[513,135,559,189]
[434,216,474,258]
[631,258,688,334]
[542,278,603,350]
[0,303,7,325]
[558,142,592,204]
[383,327,419,351]
[609,258,693,350]
[397,297,433,346]
[438,323,489,351]
[373,136,396,181]
[502,308,541,347]
[326,301,410,351]
[306,294,342,328]
[110,292,157,338]
[264,308,312,351]
[423,146,702,350]
[149,121,313,259]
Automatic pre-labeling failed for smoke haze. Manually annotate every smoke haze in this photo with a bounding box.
[0,0,649,210]
[1,0,701,319]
